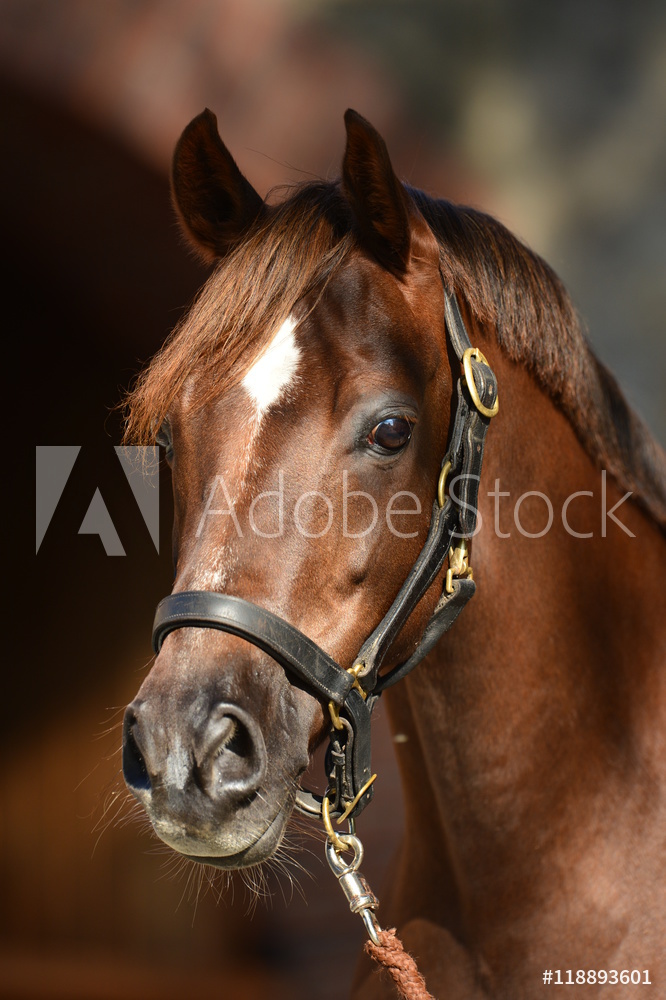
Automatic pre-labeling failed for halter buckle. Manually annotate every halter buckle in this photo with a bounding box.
[462,347,499,418]
[328,661,367,730]
[445,538,473,594]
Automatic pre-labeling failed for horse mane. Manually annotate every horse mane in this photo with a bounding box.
[124,179,666,530]
[409,188,666,530]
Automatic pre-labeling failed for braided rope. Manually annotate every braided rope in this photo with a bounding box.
[365,927,436,1000]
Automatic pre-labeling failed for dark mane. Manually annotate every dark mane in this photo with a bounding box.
[410,188,666,529]
[124,180,666,528]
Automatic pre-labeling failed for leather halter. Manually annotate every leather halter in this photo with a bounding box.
[152,289,498,821]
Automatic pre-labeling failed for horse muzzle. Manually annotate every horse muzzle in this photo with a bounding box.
[122,696,290,865]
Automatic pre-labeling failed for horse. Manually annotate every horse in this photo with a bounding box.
[121,108,666,998]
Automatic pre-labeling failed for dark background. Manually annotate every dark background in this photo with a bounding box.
[2,2,664,997]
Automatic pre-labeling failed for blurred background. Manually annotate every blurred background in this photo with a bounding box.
[3,1,665,998]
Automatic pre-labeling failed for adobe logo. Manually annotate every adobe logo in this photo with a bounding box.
[35,446,159,556]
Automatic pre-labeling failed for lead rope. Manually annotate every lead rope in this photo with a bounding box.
[323,798,436,1000]
[365,929,435,1000]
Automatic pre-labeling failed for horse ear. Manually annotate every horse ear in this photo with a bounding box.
[342,109,412,274]
[171,109,265,262]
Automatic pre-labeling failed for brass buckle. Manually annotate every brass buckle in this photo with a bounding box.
[328,662,367,731]
[462,347,499,418]
[445,538,474,594]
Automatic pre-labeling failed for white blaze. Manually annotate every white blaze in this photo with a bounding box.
[188,317,300,592]
[242,315,300,418]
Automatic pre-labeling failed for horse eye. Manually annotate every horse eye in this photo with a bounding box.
[368,416,413,451]
[155,421,173,457]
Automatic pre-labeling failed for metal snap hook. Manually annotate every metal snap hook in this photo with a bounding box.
[325,834,382,945]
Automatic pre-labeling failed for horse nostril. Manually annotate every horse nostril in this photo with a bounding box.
[197,703,266,802]
[122,707,152,793]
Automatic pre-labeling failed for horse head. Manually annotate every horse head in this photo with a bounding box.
[122,110,456,868]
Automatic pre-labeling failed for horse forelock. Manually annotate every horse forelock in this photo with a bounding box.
[123,178,666,530]
[123,182,355,444]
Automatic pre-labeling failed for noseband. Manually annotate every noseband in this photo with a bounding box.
[152,289,498,822]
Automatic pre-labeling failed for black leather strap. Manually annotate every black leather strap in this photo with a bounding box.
[329,689,374,814]
[444,291,473,361]
[453,400,488,537]
[355,500,458,690]
[153,591,355,706]
[371,577,476,696]
[439,292,498,540]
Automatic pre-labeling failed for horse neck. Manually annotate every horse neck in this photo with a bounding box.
[384,340,666,935]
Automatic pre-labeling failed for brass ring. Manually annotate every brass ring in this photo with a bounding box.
[437,460,452,508]
[462,348,499,418]
[322,793,349,853]
[328,662,367,729]
[328,699,344,730]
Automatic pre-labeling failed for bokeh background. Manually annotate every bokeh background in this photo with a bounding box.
[3,2,665,998]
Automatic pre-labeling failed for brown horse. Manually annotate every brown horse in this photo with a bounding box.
[122,109,666,998]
